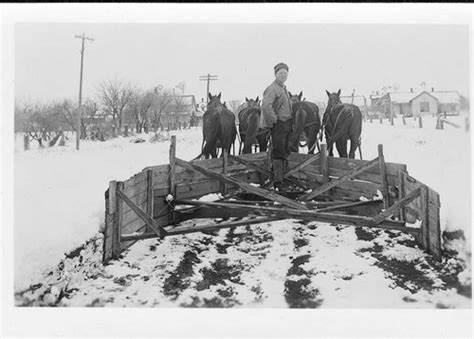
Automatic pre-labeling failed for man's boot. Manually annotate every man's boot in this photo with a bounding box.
[273,159,284,190]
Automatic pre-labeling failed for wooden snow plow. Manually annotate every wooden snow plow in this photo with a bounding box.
[102,136,442,264]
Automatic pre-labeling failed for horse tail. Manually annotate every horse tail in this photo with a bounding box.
[243,109,259,154]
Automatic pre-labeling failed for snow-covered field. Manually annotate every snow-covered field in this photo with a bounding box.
[13,115,472,309]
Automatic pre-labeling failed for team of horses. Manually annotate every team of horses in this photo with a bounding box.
[196,90,362,160]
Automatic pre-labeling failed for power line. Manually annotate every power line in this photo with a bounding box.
[74,33,94,150]
[199,73,218,105]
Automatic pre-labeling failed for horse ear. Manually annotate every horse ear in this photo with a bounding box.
[326,90,331,97]
[256,96,259,103]
[218,92,222,99]
[208,93,213,100]
[288,91,292,97]
[298,91,303,100]
[337,89,341,96]
[245,97,249,102]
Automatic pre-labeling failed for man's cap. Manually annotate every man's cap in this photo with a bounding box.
[274,62,289,74]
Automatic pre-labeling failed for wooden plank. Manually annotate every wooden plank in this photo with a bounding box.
[175,157,308,210]
[146,169,154,234]
[371,187,421,225]
[175,199,417,234]
[121,224,147,251]
[108,181,117,213]
[121,180,148,200]
[222,149,229,195]
[169,136,177,224]
[121,200,148,228]
[316,200,381,213]
[121,191,148,216]
[112,182,123,259]
[420,185,430,251]
[117,188,167,238]
[327,156,407,177]
[285,153,321,178]
[299,157,380,201]
[398,170,406,221]
[321,144,329,183]
[378,144,390,209]
[122,171,148,190]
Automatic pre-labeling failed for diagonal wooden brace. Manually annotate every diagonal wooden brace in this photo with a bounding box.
[299,157,380,201]
[371,186,421,225]
[116,189,167,238]
[285,153,320,178]
[175,157,308,210]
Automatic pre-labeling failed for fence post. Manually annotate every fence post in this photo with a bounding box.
[418,115,423,129]
[390,117,394,126]
[402,115,406,125]
[370,117,373,123]
[378,144,390,209]
[23,134,30,151]
[124,125,129,137]
[109,180,123,259]
[379,117,383,124]
[420,185,430,250]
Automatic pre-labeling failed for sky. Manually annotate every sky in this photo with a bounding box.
[15,22,470,105]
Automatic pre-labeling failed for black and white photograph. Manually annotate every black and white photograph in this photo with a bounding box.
[1,3,472,338]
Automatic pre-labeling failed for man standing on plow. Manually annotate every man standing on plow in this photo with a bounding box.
[260,62,293,190]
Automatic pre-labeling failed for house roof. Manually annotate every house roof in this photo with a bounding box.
[388,92,418,104]
[431,91,461,104]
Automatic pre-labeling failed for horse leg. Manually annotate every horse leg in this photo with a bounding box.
[335,139,348,158]
[349,137,359,159]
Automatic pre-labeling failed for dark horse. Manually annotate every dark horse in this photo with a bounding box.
[322,89,362,159]
[288,91,321,154]
[238,97,269,154]
[198,92,237,159]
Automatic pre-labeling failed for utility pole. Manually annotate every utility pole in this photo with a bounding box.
[199,73,218,105]
[74,33,94,150]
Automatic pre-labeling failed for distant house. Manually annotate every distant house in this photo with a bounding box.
[431,90,461,115]
[369,88,462,118]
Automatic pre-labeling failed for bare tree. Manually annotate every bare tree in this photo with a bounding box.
[151,89,172,131]
[98,79,135,132]
[18,102,62,147]
[127,89,156,133]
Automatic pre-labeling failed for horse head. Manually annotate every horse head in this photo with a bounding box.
[245,96,260,108]
[207,92,223,110]
[322,89,342,126]
[288,91,303,103]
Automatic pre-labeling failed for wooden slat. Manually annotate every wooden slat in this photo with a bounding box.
[169,136,177,224]
[371,187,421,225]
[121,191,148,216]
[285,153,320,178]
[378,144,390,209]
[112,182,123,258]
[175,157,308,210]
[321,144,329,183]
[117,189,166,238]
[327,156,407,177]
[121,180,148,200]
[420,186,430,250]
[175,199,416,234]
[398,170,406,221]
[122,171,148,190]
[299,157,380,201]
[146,169,154,233]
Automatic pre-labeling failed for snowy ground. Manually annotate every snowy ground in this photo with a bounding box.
[13,115,472,308]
